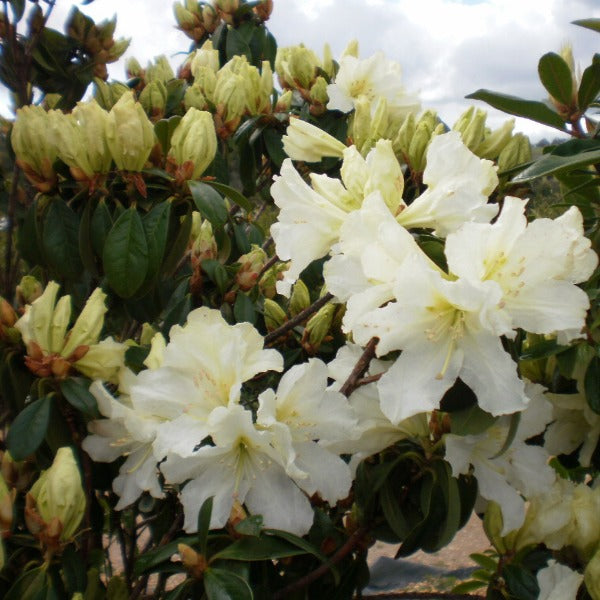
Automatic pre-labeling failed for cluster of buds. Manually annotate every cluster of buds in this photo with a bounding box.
[214,0,240,26]
[65,7,129,80]
[173,1,219,44]
[393,109,444,174]
[275,44,335,115]
[235,245,268,291]
[93,78,130,110]
[452,107,516,161]
[497,132,532,173]
[15,281,125,382]
[189,213,218,296]
[167,108,218,184]
[302,300,337,353]
[258,261,288,299]
[25,447,86,557]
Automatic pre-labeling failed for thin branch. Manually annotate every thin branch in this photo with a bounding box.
[264,292,333,345]
[272,526,369,600]
[355,372,382,388]
[261,235,273,251]
[339,337,379,397]
[361,593,485,600]
[258,253,278,279]
[2,162,20,295]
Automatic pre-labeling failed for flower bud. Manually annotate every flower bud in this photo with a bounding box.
[275,90,293,113]
[191,40,220,75]
[275,46,320,91]
[585,549,600,600]
[236,246,267,291]
[0,472,15,534]
[364,139,404,213]
[322,43,335,79]
[178,543,207,579]
[191,219,217,264]
[144,332,166,370]
[193,65,217,103]
[258,262,287,299]
[93,78,129,110]
[27,447,86,543]
[263,299,287,331]
[184,84,207,111]
[106,92,156,172]
[342,39,359,59]
[0,297,16,329]
[1,452,34,491]
[146,55,174,84]
[167,108,217,182]
[452,106,486,152]
[16,275,43,307]
[214,72,246,133]
[289,280,310,316]
[283,118,346,163]
[140,323,158,347]
[305,303,335,349]
[475,118,514,160]
[11,105,59,192]
[497,133,532,173]
[126,57,144,80]
[139,80,167,120]
[215,0,239,25]
[309,76,329,114]
[253,0,273,22]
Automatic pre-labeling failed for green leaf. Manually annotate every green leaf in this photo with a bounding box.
[233,293,257,324]
[5,567,47,600]
[234,515,263,537]
[62,544,87,594]
[60,378,99,418]
[263,127,286,167]
[202,259,230,294]
[189,181,228,228]
[6,396,52,460]
[106,576,128,600]
[573,18,600,33]
[380,480,410,539]
[197,496,213,557]
[489,412,521,459]
[264,529,333,570]
[519,337,567,360]
[585,355,600,414]
[452,580,487,594]
[154,116,182,155]
[211,534,308,562]
[205,181,253,212]
[79,198,98,275]
[466,89,566,132]
[578,56,600,111]
[134,536,199,576]
[503,564,539,600]
[103,207,149,298]
[204,568,253,600]
[470,552,498,571]
[538,52,573,107]
[143,201,171,283]
[451,404,496,436]
[18,199,44,266]
[43,198,83,279]
[225,27,252,62]
[162,209,193,277]
[90,198,113,258]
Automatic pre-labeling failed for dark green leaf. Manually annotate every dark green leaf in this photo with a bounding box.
[211,534,308,561]
[43,198,83,279]
[18,199,44,266]
[519,337,566,360]
[197,496,213,557]
[9,0,25,22]
[470,552,498,571]
[60,378,99,418]
[573,18,600,33]
[578,57,600,111]
[585,355,600,414]
[512,145,600,182]
[225,27,252,62]
[233,293,257,324]
[162,209,193,277]
[503,564,539,600]
[103,207,149,298]
[63,544,87,594]
[234,515,263,537]
[204,568,253,600]
[155,116,182,155]
[264,529,333,569]
[451,405,496,436]
[90,198,113,258]
[143,201,171,283]
[466,89,566,131]
[538,52,573,107]
[161,293,192,335]
[263,127,286,167]
[79,198,98,275]
[5,567,47,600]
[380,480,410,539]
[134,536,199,576]
[205,181,252,212]
[189,181,228,228]
[489,412,521,459]
[7,396,52,460]
[452,580,487,594]
[202,259,230,294]
[106,576,128,600]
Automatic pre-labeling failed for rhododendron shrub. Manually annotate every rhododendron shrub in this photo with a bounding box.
[1,2,600,599]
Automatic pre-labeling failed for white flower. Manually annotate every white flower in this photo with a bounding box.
[161,405,315,535]
[396,131,499,236]
[327,52,419,120]
[445,196,597,342]
[445,385,555,535]
[537,561,583,600]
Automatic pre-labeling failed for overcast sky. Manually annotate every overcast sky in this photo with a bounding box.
[12,0,600,139]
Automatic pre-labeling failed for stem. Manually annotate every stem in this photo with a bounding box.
[272,526,369,600]
[257,254,278,279]
[2,162,20,295]
[339,337,379,397]
[361,594,485,599]
[264,292,333,345]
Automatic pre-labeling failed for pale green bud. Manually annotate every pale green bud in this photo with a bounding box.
[452,106,486,151]
[305,303,335,348]
[214,72,247,124]
[322,43,335,78]
[144,332,166,370]
[585,549,600,600]
[74,337,125,383]
[215,0,239,25]
[16,281,60,356]
[275,90,293,113]
[263,299,287,331]
[93,78,129,110]
[258,262,287,299]
[370,96,390,141]
[275,46,319,90]
[61,287,107,357]
[184,84,208,111]
[259,61,273,109]
[105,38,130,65]
[193,65,217,103]
[476,118,515,160]
[236,245,267,291]
[191,40,220,75]
[408,120,433,173]
[139,79,168,119]
[16,275,43,306]
[201,5,219,32]
[392,111,415,159]
[342,39,359,58]
[126,57,143,79]
[106,91,156,172]
[173,3,196,29]
[29,447,85,541]
[497,133,532,172]
[310,76,329,107]
[289,280,310,316]
[350,95,373,155]
[140,323,158,346]
[282,118,345,163]
[364,139,404,213]
[191,219,217,264]
[146,55,174,84]
[168,108,217,180]
[340,146,368,205]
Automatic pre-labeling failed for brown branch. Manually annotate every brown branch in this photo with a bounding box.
[272,526,369,600]
[339,337,379,397]
[261,235,273,251]
[264,292,334,345]
[361,593,484,599]
[258,254,278,279]
[355,372,383,388]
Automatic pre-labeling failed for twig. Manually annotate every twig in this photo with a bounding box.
[261,235,273,251]
[339,337,379,397]
[355,373,382,388]
[2,162,20,295]
[272,526,369,600]
[264,292,333,345]
[361,593,484,599]
[258,254,278,279]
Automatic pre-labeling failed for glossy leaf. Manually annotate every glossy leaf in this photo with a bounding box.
[60,378,99,418]
[211,534,309,562]
[538,52,573,107]
[155,116,183,155]
[205,181,252,212]
[234,515,263,538]
[204,568,253,600]
[466,89,566,131]
[578,56,600,111]
[190,181,228,228]
[134,536,199,576]
[233,293,257,325]
[226,27,252,62]
[162,209,193,277]
[90,199,113,258]
[103,208,149,298]
[450,404,496,436]
[197,496,213,557]
[43,198,83,280]
[512,145,600,182]
[6,396,52,460]
[143,201,171,283]
[573,18,600,33]
[79,198,98,275]
[380,480,410,539]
